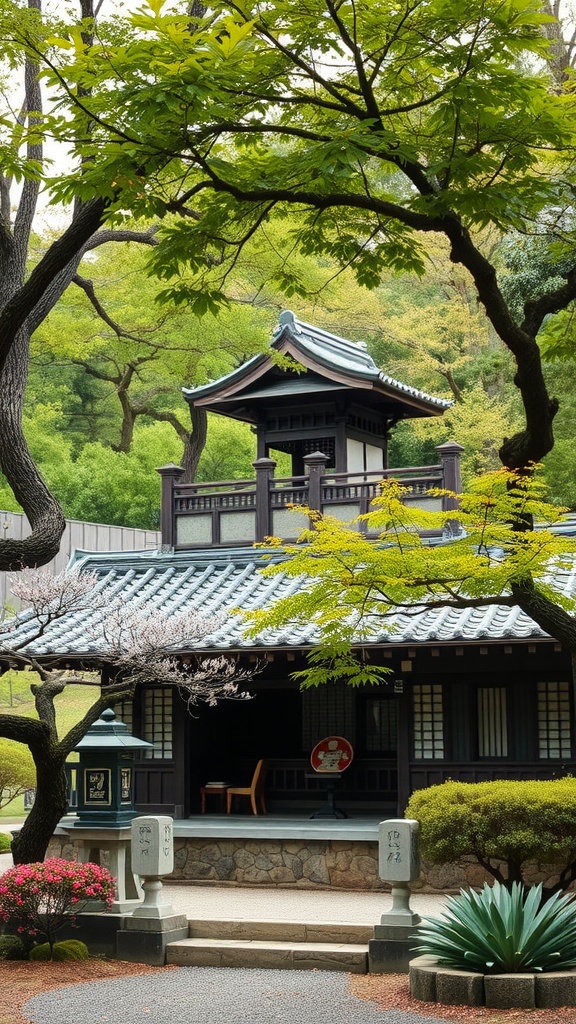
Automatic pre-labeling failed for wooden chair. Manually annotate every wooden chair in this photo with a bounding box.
[226,759,267,815]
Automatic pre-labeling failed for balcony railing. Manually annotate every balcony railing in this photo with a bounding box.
[158,441,464,550]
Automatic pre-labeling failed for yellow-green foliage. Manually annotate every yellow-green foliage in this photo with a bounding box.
[0,833,11,852]
[407,779,576,889]
[0,739,35,807]
[30,939,89,961]
[52,939,89,961]
[245,469,575,689]
[29,943,52,961]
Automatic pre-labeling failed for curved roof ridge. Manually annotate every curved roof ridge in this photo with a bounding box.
[184,309,452,413]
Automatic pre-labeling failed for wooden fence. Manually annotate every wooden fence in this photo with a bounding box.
[0,511,160,610]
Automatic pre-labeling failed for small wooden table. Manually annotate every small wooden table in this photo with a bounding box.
[200,783,229,814]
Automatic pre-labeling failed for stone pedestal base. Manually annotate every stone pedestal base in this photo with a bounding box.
[369,923,418,973]
[116,914,189,966]
[62,827,143,913]
[58,912,126,958]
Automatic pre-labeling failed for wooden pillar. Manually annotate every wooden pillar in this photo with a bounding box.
[172,686,186,818]
[253,457,276,541]
[335,414,347,473]
[256,423,267,461]
[156,463,184,550]
[303,451,329,513]
[436,441,465,512]
[396,678,412,816]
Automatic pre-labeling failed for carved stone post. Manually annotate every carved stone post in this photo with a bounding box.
[253,457,277,541]
[156,464,184,550]
[369,818,421,974]
[116,816,188,965]
[303,451,329,514]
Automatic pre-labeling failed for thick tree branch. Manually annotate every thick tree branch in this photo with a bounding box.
[0,712,48,750]
[57,681,133,756]
[510,575,576,651]
[0,196,108,375]
[189,156,445,232]
[522,267,576,337]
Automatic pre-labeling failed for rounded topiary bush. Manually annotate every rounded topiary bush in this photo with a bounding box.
[52,939,89,961]
[29,943,51,961]
[0,833,12,853]
[0,934,26,960]
[406,778,576,894]
[30,939,89,961]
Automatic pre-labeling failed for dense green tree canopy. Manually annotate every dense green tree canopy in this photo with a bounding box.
[26,0,573,479]
[2,0,576,660]
[2,0,576,556]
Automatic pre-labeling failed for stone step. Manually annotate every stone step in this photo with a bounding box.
[186,918,374,944]
[166,935,369,972]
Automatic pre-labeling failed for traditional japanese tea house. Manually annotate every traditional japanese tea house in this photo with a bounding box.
[6,312,575,838]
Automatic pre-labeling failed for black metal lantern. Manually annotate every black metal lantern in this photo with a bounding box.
[73,708,152,828]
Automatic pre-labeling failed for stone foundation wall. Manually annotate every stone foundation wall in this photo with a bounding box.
[46,834,572,893]
[412,854,576,894]
[171,838,383,889]
[47,835,384,889]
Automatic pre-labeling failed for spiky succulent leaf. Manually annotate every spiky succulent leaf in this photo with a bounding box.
[413,881,576,973]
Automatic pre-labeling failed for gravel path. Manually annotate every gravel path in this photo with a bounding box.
[24,967,447,1024]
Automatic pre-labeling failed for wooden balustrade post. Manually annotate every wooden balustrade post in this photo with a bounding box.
[156,463,184,550]
[436,441,465,514]
[253,457,277,541]
[303,451,329,514]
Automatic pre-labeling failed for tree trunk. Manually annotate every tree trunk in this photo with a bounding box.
[182,406,207,482]
[143,405,208,482]
[116,388,137,453]
[11,751,68,865]
[511,578,576,652]
[0,326,65,570]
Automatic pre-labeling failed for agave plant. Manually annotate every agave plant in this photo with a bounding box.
[413,880,576,974]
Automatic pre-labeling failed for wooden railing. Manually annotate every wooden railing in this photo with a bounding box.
[157,441,463,549]
[409,760,576,793]
[266,757,398,802]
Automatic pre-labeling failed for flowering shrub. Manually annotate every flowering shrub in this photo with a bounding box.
[0,859,116,954]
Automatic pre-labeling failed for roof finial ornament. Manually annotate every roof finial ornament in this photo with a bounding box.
[279,310,296,325]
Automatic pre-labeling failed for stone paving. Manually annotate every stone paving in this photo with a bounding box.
[162,880,447,923]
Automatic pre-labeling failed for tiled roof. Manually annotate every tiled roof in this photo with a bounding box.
[5,545,572,659]
[273,312,451,410]
[184,311,452,413]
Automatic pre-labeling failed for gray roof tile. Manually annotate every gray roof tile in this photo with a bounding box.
[3,545,568,659]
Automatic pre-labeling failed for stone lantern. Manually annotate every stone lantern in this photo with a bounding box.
[74,707,152,829]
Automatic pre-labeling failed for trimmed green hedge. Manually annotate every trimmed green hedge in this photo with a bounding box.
[406,778,576,895]
[0,833,11,853]
[30,939,89,962]
[0,934,26,960]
